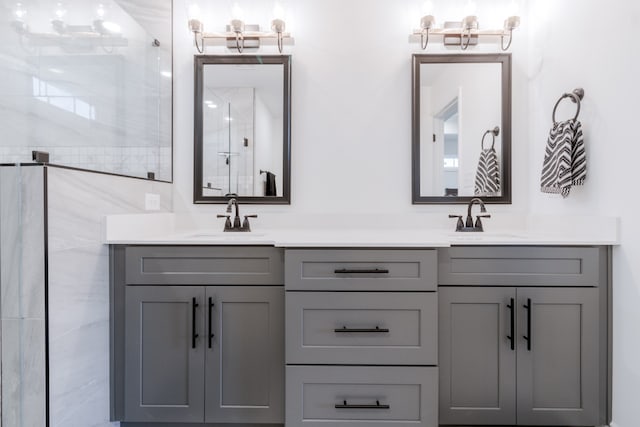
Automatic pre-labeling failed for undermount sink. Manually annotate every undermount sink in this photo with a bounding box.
[177,231,268,240]
[447,232,527,240]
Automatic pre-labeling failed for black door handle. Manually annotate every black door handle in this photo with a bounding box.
[506,297,515,351]
[522,298,532,351]
[335,400,390,409]
[334,268,390,274]
[208,297,215,348]
[192,297,199,349]
[334,326,390,333]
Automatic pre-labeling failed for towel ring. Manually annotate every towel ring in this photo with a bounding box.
[552,88,584,124]
[481,126,500,150]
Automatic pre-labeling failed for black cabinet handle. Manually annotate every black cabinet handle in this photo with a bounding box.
[522,298,532,351]
[192,297,199,349]
[334,326,390,333]
[506,297,515,351]
[208,297,215,349]
[334,268,390,274]
[335,400,390,409]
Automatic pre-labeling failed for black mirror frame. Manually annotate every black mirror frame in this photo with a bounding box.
[193,54,291,204]
[411,53,512,204]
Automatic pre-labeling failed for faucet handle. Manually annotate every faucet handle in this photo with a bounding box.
[448,214,464,231]
[242,214,258,231]
[217,214,232,231]
[474,214,491,231]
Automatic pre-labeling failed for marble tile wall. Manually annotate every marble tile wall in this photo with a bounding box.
[0,165,47,427]
[46,166,172,427]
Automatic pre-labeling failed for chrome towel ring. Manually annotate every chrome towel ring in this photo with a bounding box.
[552,88,584,124]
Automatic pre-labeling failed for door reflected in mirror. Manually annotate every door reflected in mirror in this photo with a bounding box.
[412,54,511,204]
[194,55,291,204]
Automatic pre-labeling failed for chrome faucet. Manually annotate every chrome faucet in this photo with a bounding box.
[449,197,491,232]
[217,197,257,232]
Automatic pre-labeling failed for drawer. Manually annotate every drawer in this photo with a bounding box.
[286,292,437,365]
[286,365,437,427]
[124,246,284,285]
[285,249,437,291]
[438,246,604,287]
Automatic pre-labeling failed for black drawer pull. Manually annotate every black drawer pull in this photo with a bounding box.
[208,297,215,349]
[523,298,532,351]
[334,326,390,333]
[334,268,390,274]
[335,400,390,409]
[506,297,515,351]
[192,297,199,349]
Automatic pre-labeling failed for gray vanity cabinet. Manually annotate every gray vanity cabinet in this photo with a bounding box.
[124,286,205,423]
[438,287,516,425]
[204,286,284,424]
[111,245,285,425]
[284,249,439,427]
[438,246,609,427]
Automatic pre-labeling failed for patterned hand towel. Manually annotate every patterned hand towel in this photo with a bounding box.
[540,120,586,198]
[474,147,501,196]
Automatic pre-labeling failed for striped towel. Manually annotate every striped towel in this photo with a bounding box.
[474,147,501,197]
[540,119,586,198]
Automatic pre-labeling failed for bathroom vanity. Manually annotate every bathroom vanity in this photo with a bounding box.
[108,224,613,427]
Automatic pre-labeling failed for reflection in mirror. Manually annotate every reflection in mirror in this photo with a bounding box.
[412,54,511,204]
[0,0,172,181]
[194,55,291,204]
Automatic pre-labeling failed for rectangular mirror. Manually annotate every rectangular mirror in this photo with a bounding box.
[412,54,511,204]
[194,55,291,204]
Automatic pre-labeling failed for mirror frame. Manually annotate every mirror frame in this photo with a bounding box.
[411,53,512,204]
[193,54,291,204]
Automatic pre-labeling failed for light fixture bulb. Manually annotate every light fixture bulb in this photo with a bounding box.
[96,3,105,19]
[504,15,520,30]
[54,2,66,19]
[14,2,27,20]
[271,18,285,33]
[420,15,435,30]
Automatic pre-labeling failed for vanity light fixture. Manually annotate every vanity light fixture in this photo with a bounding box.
[11,1,126,51]
[411,10,520,51]
[187,4,291,54]
[502,15,520,50]
[11,2,28,33]
[460,15,479,50]
[419,15,435,50]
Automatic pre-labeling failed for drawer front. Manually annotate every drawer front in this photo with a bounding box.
[124,246,284,285]
[285,249,437,291]
[286,292,437,365]
[286,365,437,427]
[438,246,603,287]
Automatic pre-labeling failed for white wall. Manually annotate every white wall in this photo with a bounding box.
[172,0,531,215]
[525,1,640,426]
[174,1,640,426]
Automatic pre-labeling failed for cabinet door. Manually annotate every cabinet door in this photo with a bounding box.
[124,286,205,422]
[439,287,516,425]
[516,287,599,425]
[205,286,284,423]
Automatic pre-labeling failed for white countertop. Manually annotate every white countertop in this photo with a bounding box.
[103,213,620,247]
